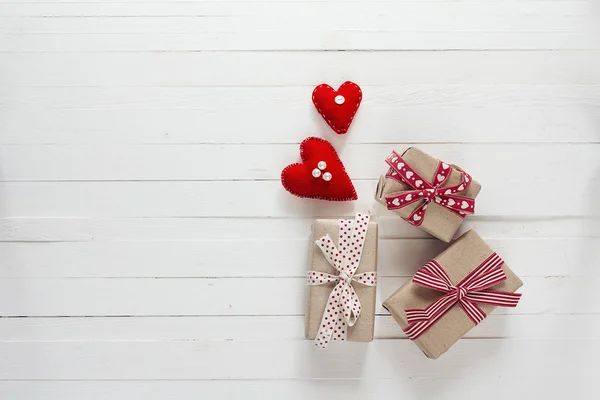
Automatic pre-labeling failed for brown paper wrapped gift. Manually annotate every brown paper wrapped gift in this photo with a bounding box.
[305,215,378,346]
[383,230,523,359]
[375,147,481,242]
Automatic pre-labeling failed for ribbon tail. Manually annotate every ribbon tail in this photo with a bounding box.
[313,281,346,349]
[341,285,361,327]
[403,297,457,341]
[459,298,487,325]
[406,202,428,226]
[405,293,457,324]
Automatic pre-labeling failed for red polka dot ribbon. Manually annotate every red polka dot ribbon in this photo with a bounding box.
[383,151,475,226]
[308,213,377,348]
[404,253,522,340]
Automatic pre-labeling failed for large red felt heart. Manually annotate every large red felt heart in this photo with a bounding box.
[312,81,362,134]
[281,137,357,201]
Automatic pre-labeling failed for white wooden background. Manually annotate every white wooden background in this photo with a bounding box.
[0,0,599,399]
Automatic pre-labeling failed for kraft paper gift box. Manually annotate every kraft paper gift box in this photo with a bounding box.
[375,147,481,242]
[383,230,523,359]
[305,213,378,347]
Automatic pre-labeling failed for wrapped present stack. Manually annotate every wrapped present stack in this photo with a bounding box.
[289,92,524,359]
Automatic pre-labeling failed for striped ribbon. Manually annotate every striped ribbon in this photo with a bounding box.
[307,213,377,348]
[404,253,521,340]
[383,151,475,226]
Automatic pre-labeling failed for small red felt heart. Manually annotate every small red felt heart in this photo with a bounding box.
[312,81,362,134]
[281,137,357,201]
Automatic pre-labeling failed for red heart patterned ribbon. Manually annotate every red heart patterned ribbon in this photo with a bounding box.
[307,213,377,348]
[383,151,475,226]
[403,252,522,340]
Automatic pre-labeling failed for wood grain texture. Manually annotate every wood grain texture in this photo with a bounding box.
[0,2,595,50]
[0,379,594,400]
[0,339,596,379]
[0,0,598,398]
[0,143,596,181]
[0,237,594,278]
[1,314,597,341]
[0,179,595,217]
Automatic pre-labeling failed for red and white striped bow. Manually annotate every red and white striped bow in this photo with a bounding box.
[307,213,377,348]
[404,253,521,340]
[384,151,475,226]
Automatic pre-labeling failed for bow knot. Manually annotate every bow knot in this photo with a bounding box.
[338,271,352,285]
[423,188,437,202]
[454,286,468,301]
[403,252,522,340]
[383,151,475,226]
[307,213,377,349]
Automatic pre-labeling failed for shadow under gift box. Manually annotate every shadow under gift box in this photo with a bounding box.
[383,230,523,359]
[305,219,378,343]
[375,147,481,242]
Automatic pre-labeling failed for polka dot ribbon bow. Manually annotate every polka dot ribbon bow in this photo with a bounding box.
[404,253,522,340]
[383,151,475,226]
[307,213,376,348]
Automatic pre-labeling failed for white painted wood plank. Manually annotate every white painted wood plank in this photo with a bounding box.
[3,106,596,145]
[0,276,579,316]
[1,0,580,2]
[4,86,598,110]
[2,86,597,145]
[0,179,595,217]
[0,315,596,341]
[2,52,599,87]
[4,32,592,51]
[2,1,591,15]
[0,379,594,400]
[1,217,597,242]
[0,143,596,182]
[0,0,594,52]
[1,8,589,33]
[0,2,591,21]
[0,238,595,278]
[0,339,595,379]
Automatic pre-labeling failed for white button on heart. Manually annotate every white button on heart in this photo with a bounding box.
[335,95,345,105]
